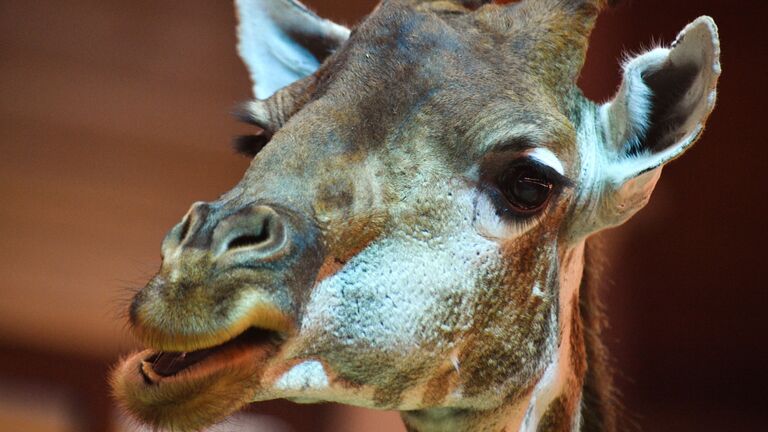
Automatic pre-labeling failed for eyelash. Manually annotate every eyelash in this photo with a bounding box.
[232,104,275,157]
[232,132,271,157]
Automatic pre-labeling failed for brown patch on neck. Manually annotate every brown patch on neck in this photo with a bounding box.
[578,238,619,431]
[536,395,570,431]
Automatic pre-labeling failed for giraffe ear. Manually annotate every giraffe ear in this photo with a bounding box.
[235,0,350,99]
[596,16,721,228]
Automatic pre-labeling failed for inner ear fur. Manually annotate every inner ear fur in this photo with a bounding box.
[235,0,350,99]
[603,16,721,178]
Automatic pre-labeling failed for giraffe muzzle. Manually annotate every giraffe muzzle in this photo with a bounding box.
[125,197,325,357]
[113,200,325,430]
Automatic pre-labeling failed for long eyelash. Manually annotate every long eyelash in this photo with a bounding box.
[522,159,574,189]
[231,102,275,157]
[232,134,270,157]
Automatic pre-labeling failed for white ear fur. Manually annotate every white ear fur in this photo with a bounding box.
[602,47,668,160]
[596,16,721,228]
[235,0,350,99]
[603,16,720,182]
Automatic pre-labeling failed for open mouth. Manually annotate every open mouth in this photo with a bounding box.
[112,325,286,431]
[138,327,281,384]
[113,297,297,431]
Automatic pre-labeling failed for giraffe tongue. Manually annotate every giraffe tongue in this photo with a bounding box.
[145,328,276,378]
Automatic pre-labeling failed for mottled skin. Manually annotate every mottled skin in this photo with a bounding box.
[111,1,720,431]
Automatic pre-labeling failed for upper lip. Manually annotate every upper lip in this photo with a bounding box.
[131,300,294,353]
[129,300,295,385]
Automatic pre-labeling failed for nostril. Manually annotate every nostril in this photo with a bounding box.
[179,216,192,243]
[226,219,271,251]
[227,233,269,250]
[212,205,288,259]
[170,201,210,248]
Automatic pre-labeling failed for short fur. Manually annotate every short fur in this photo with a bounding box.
[112,1,720,431]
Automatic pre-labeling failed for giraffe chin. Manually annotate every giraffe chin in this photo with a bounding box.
[111,328,280,432]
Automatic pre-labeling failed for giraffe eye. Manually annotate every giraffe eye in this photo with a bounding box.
[480,152,572,221]
[498,163,555,215]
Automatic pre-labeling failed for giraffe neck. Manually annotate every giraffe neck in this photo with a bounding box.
[401,244,588,432]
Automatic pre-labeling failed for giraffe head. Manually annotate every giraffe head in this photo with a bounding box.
[112,1,720,430]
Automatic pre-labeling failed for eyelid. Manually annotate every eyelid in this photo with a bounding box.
[514,157,574,189]
[524,148,565,176]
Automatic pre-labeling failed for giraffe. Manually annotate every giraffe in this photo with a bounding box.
[111,0,721,431]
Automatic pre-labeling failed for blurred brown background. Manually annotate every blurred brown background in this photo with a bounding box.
[0,1,765,431]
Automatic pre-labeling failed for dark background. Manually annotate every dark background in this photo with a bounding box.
[0,1,765,431]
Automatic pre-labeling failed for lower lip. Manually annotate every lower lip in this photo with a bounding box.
[111,332,281,431]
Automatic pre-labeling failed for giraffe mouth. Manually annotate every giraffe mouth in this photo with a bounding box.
[138,327,280,383]
[111,325,285,431]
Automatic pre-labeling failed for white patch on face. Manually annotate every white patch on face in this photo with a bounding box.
[300,184,501,355]
[275,360,329,391]
[473,192,518,240]
[302,223,497,352]
[524,148,565,176]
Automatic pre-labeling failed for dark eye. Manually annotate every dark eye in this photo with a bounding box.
[498,163,555,215]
